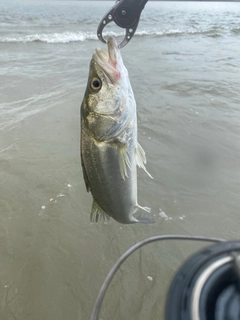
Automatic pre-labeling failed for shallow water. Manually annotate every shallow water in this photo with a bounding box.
[1,1,240,319]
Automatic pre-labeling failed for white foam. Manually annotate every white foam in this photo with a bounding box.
[56,193,65,198]
[0,28,206,44]
[0,31,120,44]
[1,31,96,43]
[179,215,186,220]
[136,29,186,37]
[0,89,66,131]
[159,210,168,220]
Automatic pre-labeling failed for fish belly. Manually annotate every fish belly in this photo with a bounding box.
[81,125,137,224]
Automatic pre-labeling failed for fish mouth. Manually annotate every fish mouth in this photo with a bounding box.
[93,37,121,84]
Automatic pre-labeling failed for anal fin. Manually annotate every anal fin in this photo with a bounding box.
[90,199,110,223]
[135,142,153,179]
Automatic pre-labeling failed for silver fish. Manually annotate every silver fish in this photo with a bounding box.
[80,37,154,224]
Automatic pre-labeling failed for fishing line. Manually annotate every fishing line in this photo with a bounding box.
[90,235,226,320]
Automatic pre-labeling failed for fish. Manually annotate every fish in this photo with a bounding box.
[80,36,154,225]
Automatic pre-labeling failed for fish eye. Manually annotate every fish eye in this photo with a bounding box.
[90,77,102,91]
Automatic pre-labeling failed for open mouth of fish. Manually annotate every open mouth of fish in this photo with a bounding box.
[93,36,121,84]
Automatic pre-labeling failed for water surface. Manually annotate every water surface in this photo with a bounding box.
[1,1,240,319]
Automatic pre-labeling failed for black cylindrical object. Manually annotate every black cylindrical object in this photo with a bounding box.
[165,241,240,320]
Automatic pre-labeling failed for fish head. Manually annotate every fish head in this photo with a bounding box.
[84,36,132,116]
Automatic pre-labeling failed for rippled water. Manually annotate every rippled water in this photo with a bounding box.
[1,1,240,319]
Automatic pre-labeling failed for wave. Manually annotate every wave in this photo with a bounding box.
[1,31,100,44]
[232,27,240,34]
[0,28,225,44]
[0,89,66,131]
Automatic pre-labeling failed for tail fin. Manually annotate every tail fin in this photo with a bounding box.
[135,205,155,224]
[136,214,155,224]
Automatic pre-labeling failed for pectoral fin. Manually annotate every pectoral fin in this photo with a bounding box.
[118,143,131,180]
[135,142,153,179]
[91,199,110,223]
